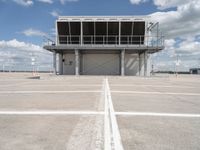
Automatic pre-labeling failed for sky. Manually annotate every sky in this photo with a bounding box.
[0,0,200,71]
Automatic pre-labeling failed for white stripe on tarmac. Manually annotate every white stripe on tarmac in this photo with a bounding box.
[0,111,104,115]
[1,111,200,118]
[105,78,124,150]
[115,112,200,117]
[23,84,102,87]
[112,91,200,96]
[110,84,194,88]
[0,91,101,94]
[103,79,111,150]
[0,81,34,87]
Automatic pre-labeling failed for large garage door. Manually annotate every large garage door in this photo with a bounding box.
[81,54,120,75]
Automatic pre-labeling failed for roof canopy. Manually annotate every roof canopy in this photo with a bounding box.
[58,16,150,22]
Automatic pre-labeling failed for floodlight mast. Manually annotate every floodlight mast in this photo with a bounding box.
[31,53,36,76]
[175,54,181,77]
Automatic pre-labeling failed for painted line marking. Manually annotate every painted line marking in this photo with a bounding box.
[0,111,104,115]
[105,78,124,150]
[110,84,195,88]
[21,84,102,87]
[111,91,200,96]
[103,79,112,150]
[0,110,199,118]
[115,112,200,117]
[0,81,34,87]
[0,91,101,94]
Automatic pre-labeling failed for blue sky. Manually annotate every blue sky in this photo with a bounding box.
[0,0,200,71]
[0,0,157,44]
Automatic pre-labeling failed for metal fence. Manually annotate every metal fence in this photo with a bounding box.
[44,35,164,48]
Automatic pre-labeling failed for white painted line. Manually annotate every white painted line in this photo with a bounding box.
[112,91,200,96]
[0,91,101,94]
[0,81,34,87]
[103,79,111,150]
[110,84,194,88]
[115,112,200,118]
[22,84,102,87]
[0,111,104,115]
[105,78,124,150]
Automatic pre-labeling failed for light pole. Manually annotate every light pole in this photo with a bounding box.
[31,53,36,76]
[175,54,181,77]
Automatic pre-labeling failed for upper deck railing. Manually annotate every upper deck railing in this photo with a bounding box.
[43,35,164,48]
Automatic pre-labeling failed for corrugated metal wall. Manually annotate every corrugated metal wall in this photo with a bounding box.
[81,54,120,75]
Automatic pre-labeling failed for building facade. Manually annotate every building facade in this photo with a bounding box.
[44,16,164,76]
[190,68,200,74]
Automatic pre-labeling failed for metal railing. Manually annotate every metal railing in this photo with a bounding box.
[44,35,164,47]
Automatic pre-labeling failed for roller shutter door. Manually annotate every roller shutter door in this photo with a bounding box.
[81,54,120,75]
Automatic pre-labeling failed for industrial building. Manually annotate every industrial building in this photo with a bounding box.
[190,68,200,74]
[44,16,164,76]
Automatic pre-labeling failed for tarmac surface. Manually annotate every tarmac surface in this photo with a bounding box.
[0,73,200,150]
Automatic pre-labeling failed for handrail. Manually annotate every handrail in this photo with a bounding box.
[44,35,164,47]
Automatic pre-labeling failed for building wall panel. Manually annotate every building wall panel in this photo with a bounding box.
[125,54,139,76]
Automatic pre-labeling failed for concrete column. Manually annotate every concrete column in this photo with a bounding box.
[119,22,121,45]
[81,21,83,45]
[58,53,63,75]
[53,51,56,74]
[144,51,148,76]
[121,49,125,76]
[138,53,141,76]
[75,49,79,75]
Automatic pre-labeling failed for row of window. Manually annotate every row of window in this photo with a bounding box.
[57,22,145,44]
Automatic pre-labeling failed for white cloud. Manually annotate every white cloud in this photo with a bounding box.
[149,0,200,71]
[37,0,53,4]
[21,28,47,37]
[50,10,60,18]
[175,39,200,55]
[0,39,52,71]
[150,0,200,39]
[152,38,200,71]
[3,0,78,6]
[0,39,44,53]
[130,0,148,5]
[60,0,78,5]
[12,0,33,6]
[153,0,190,10]
[150,0,200,37]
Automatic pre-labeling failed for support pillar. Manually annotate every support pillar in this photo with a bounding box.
[53,51,56,74]
[121,49,125,76]
[81,22,83,45]
[119,22,121,45]
[144,51,148,76]
[58,53,63,75]
[75,49,79,75]
[138,53,141,76]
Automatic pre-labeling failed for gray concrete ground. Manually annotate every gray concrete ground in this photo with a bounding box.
[0,73,200,150]
[118,116,200,150]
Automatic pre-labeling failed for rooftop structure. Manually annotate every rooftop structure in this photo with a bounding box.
[190,68,200,74]
[44,16,164,76]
